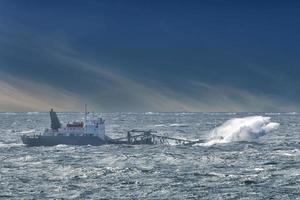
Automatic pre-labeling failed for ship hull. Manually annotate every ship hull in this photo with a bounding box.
[21,135,115,147]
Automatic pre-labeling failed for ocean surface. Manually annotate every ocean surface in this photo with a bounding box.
[0,112,299,199]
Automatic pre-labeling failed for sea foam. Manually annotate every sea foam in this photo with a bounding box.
[203,116,279,146]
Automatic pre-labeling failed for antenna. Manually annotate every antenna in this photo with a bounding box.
[84,104,88,124]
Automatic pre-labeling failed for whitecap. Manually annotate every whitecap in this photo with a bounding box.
[0,112,17,115]
[169,123,189,127]
[26,112,39,115]
[0,143,24,148]
[19,129,36,134]
[202,116,279,146]
[154,124,167,127]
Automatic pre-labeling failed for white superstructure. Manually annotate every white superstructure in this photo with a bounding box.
[43,118,106,137]
[43,105,106,139]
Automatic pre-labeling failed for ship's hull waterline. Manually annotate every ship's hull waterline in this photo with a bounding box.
[21,135,123,147]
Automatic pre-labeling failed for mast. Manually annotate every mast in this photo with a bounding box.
[84,104,88,125]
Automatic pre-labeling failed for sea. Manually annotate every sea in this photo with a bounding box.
[0,112,299,199]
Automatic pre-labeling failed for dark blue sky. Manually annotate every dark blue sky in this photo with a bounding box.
[0,0,300,111]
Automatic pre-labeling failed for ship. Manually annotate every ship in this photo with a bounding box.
[21,105,117,146]
[21,105,203,147]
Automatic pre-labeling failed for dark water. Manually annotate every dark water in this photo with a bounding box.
[0,112,299,199]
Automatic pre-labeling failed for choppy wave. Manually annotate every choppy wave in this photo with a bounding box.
[154,124,168,127]
[0,112,299,199]
[203,116,279,146]
[169,123,188,127]
[19,129,36,134]
[0,112,17,115]
[26,112,40,115]
[0,142,24,148]
[286,112,298,115]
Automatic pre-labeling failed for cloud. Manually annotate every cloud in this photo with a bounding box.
[1,41,299,112]
[0,74,83,111]
[0,25,299,112]
[47,51,300,112]
[189,81,299,112]
[46,52,198,111]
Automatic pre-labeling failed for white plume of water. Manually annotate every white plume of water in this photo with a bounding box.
[204,116,279,146]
